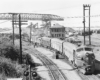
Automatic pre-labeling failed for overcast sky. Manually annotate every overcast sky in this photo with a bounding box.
[0,0,100,29]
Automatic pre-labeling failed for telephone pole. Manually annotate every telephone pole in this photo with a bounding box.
[83,4,91,45]
[89,5,91,45]
[83,5,86,45]
[19,14,22,64]
[9,13,17,45]
[30,23,32,43]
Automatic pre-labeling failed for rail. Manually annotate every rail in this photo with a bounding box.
[31,49,67,80]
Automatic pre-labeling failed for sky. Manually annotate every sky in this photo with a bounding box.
[0,0,100,29]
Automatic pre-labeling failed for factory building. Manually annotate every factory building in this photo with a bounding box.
[49,23,65,40]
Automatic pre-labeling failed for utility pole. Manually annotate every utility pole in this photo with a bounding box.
[19,14,22,64]
[18,14,27,64]
[30,23,32,43]
[83,5,86,45]
[83,4,91,45]
[11,13,17,45]
[89,5,91,45]
[12,14,14,45]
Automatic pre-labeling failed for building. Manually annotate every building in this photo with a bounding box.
[49,23,65,39]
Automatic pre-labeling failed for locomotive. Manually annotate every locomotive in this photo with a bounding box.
[31,36,95,74]
[73,45,95,74]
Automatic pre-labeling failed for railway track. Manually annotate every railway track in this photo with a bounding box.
[23,40,100,80]
[31,47,100,80]
[31,49,67,80]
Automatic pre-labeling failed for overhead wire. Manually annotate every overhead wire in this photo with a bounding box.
[63,14,100,19]
[33,1,100,13]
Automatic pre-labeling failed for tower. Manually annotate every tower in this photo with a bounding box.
[83,4,91,45]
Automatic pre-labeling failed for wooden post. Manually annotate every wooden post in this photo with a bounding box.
[19,14,22,64]
[30,25,32,43]
[12,14,15,45]
[83,5,85,45]
[89,5,91,45]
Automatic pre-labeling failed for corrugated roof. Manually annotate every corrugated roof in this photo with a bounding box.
[50,23,64,28]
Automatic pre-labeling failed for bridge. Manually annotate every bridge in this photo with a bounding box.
[0,13,64,21]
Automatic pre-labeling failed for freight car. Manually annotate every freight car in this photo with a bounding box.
[40,37,51,49]
[51,38,64,53]
[31,36,41,47]
[32,36,95,74]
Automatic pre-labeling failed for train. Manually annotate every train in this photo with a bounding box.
[31,36,95,74]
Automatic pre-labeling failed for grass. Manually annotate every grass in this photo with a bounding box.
[0,57,23,78]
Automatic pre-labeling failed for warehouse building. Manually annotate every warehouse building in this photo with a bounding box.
[49,23,65,40]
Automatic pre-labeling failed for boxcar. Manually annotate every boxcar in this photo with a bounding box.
[31,36,41,46]
[63,41,77,61]
[51,38,64,53]
[41,37,51,48]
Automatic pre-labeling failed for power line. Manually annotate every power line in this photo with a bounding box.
[63,14,100,19]
[33,2,100,13]
[34,4,81,13]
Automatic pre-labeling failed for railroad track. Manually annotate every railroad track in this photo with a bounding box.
[23,40,100,80]
[31,49,67,80]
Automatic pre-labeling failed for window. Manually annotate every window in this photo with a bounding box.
[58,29,59,32]
[62,34,63,37]
[52,34,54,37]
[56,29,58,32]
[55,29,56,32]
[52,29,53,32]
[58,29,60,32]
[76,48,83,52]
[57,34,59,37]
[77,56,82,60]
[85,47,92,51]
[62,28,65,32]
[55,34,56,37]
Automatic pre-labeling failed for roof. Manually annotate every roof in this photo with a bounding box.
[50,23,64,28]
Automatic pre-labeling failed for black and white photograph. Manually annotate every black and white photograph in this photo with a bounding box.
[0,0,100,80]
